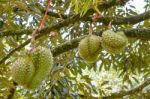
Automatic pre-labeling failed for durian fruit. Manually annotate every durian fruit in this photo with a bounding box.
[101,30,128,54]
[27,47,53,89]
[11,46,53,89]
[11,57,35,87]
[78,35,102,63]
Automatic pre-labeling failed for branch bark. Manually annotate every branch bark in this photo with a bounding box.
[0,13,81,65]
[0,0,130,66]
[52,28,150,56]
[1,10,150,37]
[78,78,150,98]
[0,0,132,37]
[0,0,135,65]
[41,0,130,19]
[7,81,17,99]
[82,10,150,25]
[0,28,150,65]
[102,78,150,99]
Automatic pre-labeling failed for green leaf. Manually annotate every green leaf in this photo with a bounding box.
[105,86,112,90]
[0,77,13,88]
[81,0,92,16]
[74,0,79,14]
[132,76,139,83]
[101,81,109,86]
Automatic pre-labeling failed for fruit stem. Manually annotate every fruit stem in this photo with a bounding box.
[108,21,112,29]
[89,23,93,35]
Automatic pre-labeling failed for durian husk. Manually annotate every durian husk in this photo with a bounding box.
[78,35,102,63]
[11,46,53,89]
[27,47,53,89]
[101,30,128,54]
[11,57,35,86]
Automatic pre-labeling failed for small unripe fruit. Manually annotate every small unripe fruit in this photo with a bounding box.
[27,47,53,89]
[78,35,102,63]
[11,58,35,86]
[101,30,128,54]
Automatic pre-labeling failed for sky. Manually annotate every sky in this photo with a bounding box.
[129,0,146,13]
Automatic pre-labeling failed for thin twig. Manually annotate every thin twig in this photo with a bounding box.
[30,0,52,51]
[37,0,52,32]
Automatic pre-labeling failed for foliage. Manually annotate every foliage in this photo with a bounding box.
[0,0,150,99]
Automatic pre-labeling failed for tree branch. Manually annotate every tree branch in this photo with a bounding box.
[52,28,150,56]
[7,81,17,99]
[0,28,150,65]
[42,0,130,19]
[0,0,133,66]
[96,10,150,25]
[123,28,150,39]
[0,39,30,65]
[102,78,150,99]
[78,78,150,98]
[82,10,150,25]
[1,10,150,37]
[0,14,80,65]
[0,0,131,37]
[12,0,130,20]
[51,36,86,56]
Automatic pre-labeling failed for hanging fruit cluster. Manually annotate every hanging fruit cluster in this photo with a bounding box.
[101,30,128,54]
[78,30,128,63]
[11,46,53,89]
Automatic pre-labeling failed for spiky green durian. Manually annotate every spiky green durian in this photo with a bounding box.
[11,46,53,89]
[78,35,102,63]
[101,30,128,54]
[27,47,53,89]
[11,57,35,86]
